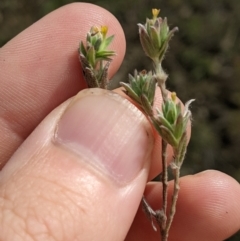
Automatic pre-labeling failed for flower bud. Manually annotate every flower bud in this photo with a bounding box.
[138,9,178,63]
[79,25,115,88]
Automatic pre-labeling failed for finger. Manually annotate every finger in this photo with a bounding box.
[126,170,240,241]
[0,88,153,241]
[0,3,126,167]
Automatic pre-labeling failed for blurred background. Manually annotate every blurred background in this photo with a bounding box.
[0,0,239,240]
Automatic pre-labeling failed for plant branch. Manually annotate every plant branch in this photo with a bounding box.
[160,140,168,236]
[164,164,180,240]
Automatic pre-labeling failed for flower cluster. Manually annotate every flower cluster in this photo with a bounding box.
[120,9,194,238]
[120,70,156,115]
[79,26,115,88]
[152,94,194,162]
[138,9,178,63]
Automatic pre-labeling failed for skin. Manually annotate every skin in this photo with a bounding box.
[0,3,240,241]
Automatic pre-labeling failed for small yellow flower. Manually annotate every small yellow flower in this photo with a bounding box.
[101,26,108,38]
[171,92,177,102]
[152,8,160,19]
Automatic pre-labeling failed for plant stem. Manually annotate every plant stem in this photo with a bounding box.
[160,140,168,237]
[142,196,158,231]
[153,59,170,240]
[164,165,180,240]
[153,61,168,102]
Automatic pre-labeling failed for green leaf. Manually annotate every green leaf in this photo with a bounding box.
[138,24,157,59]
[155,109,174,131]
[151,121,178,147]
[157,114,174,133]
[175,132,188,165]
[159,125,178,147]
[141,94,153,116]
[86,32,91,42]
[162,100,169,115]
[131,79,141,96]
[96,50,115,59]
[149,26,161,50]
[163,99,178,124]
[79,41,87,56]
[160,18,169,42]
[174,113,184,140]
[87,46,96,68]
[143,76,156,106]
[99,35,114,51]
[120,82,141,103]
[94,38,102,51]
[166,108,176,125]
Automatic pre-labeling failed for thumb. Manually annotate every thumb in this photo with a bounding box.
[0,88,154,241]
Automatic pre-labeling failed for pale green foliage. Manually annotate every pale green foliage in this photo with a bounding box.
[120,70,156,115]
[120,9,194,240]
[79,26,115,88]
[138,9,178,63]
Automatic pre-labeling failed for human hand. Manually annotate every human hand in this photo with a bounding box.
[0,3,239,240]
